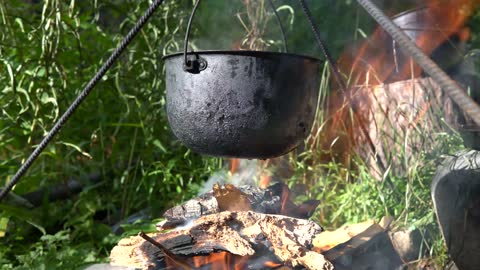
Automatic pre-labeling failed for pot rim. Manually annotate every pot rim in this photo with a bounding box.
[162,50,321,62]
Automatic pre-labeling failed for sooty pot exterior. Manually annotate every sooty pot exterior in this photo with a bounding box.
[164,51,321,159]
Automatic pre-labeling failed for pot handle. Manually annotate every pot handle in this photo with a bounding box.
[183,0,204,73]
[183,0,289,74]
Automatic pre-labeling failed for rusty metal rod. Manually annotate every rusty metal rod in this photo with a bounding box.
[356,0,480,127]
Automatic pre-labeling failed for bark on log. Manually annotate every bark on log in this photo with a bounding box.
[158,183,319,229]
[110,211,332,270]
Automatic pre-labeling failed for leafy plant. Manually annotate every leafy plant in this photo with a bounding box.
[0,0,221,266]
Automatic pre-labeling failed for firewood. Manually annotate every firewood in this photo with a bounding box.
[312,220,376,253]
[158,183,320,229]
[110,211,332,270]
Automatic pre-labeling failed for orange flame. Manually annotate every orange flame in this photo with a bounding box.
[192,252,248,270]
[230,158,240,175]
[280,184,290,215]
[166,252,287,269]
[339,0,478,86]
[264,261,282,268]
[259,174,271,189]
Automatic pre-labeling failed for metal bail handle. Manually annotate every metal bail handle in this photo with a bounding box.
[182,0,289,74]
[183,0,204,73]
[183,54,207,74]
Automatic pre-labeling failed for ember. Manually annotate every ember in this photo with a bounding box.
[167,251,248,270]
[166,251,286,270]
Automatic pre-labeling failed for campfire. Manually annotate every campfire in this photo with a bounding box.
[3,0,480,269]
[110,183,331,270]
[109,181,426,270]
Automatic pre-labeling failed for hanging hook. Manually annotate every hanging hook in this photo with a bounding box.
[183,0,207,73]
[183,0,289,74]
[297,0,346,92]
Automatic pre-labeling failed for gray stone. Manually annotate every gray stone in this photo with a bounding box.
[432,150,480,270]
[389,229,424,263]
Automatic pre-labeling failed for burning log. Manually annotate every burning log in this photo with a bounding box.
[322,77,469,178]
[158,183,320,229]
[108,182,430,270]
[319,2,478,177]
[110,211,332,270]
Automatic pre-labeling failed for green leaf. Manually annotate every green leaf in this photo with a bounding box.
[3,61,14,91]
[14,17,25,32]
[0,217,9,238]
[0,204,46,235]
[152,139,167,153]
[56,141,92,159]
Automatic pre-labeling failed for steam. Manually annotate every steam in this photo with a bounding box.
[199,159,259,194]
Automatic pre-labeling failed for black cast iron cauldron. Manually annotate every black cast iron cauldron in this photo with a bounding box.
[164,50,321,159]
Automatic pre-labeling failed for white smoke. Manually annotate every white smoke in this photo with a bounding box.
[199,159,260,194]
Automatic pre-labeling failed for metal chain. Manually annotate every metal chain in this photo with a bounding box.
[297,0,346,91]
[183,0,202,69]
[0,0,165,202]
[267,0,288,52]
[183,0,289,67]
[356,0,480,127]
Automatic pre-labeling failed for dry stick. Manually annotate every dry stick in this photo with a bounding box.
[356,0,480,127]
[138,231,193,270]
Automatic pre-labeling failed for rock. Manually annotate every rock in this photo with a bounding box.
[432,149,480,270]
[323,224,403,270]
[389,229,424,262]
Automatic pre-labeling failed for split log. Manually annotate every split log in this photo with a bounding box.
[312,220,376,253]
[158,183,320,229]
[110,211,332,270]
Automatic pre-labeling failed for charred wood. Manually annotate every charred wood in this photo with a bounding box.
[158,183,320,230]
[110,211,332,270]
